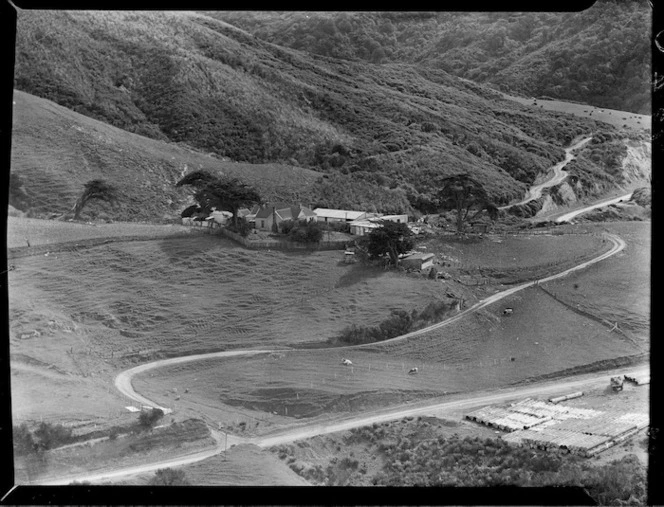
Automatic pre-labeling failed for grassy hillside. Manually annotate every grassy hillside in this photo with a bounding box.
[215,1,651,114]
[12,9,625,218]
[9,90,331,221]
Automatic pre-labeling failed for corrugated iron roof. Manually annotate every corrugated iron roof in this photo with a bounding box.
[314,208,367,220]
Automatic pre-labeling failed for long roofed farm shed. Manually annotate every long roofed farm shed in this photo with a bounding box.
[313,208,370,223]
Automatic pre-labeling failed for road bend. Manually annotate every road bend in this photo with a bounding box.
[38,233,629,485]
[554,193,633,223]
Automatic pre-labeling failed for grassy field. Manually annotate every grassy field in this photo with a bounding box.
[7,216,197,249]
[8,218,648,459]
[119,444,310,486]
[421,231,606,270]
[500,92,651,133]
[541,222,650,343]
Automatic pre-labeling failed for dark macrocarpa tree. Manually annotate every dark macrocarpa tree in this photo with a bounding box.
[437,174,498,233]
[176,170,261,226]
[72,179,119,220]
[366,220,414,267]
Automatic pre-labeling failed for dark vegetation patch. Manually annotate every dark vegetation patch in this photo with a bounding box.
[218,6,650,114]
[270,416,647,505]
[330,299,458,346]
[12,10,628,222]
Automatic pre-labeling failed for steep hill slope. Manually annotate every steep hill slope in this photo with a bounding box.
[9,90,313,221]
[13,12,612,200]
[10,90,417,220]
[214,2,651,114]
[12,10,639,220]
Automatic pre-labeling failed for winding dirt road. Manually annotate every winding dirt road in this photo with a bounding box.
[554,193,633,223]
[500,136,592,210]
[36,231,631,485]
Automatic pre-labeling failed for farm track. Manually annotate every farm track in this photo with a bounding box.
[499,136,592,210]
[553,193,634,223]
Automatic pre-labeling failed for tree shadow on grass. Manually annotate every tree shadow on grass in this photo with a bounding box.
[334,263,385,289]
[157,230,237,261]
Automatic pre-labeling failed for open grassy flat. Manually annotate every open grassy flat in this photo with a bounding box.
[7,216,196,249]
[119,444,310,486]
[422,231,607,270]
[499,91,651,133]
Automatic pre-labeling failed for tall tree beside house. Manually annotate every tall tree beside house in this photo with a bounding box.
[366,220,414,267]
[71,179,119,220]
[436,174,498,233]
[176,171,261,226]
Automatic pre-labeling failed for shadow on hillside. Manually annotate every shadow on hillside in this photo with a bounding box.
[334,263,385,289]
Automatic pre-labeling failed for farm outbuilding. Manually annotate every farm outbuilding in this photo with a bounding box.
[314,208,371,223]
[349,219,381,236]
[400,252,435,271]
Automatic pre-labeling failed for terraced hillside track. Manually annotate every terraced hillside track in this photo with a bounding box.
[500,136,592,210]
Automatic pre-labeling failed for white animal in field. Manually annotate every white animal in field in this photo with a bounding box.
[341,359,353,366]
[408,367,419,375]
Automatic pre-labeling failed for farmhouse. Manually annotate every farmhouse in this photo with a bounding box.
[254,203,316,231]
[400,252,435,271]
[313,208,372,223]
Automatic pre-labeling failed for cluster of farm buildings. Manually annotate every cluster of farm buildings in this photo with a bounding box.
[182,202,411,236]
[181,202,435,268]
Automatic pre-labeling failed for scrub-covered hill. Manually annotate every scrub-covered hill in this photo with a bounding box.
[11,10,632,219]
[215,1,651,114]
